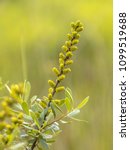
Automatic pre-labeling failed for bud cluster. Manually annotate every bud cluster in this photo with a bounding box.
[0,84,24,145]
[46,20,83,103]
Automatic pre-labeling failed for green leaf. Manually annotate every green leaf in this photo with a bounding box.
[67,109,80,117]
[30,95,37,104]
[65,88,73,105]
[77,96,89,109]
[23,81,31,103]
[52,99,65,106]
[65,97,72,112]
[50,122,60,131]
[31,102,43,112]
[39,138,49,150]
[21,101,29,115]
[29,110,40,128]
[40,108,48,121]
[52,101,63,113]
[60,120,71,124]
[68,117,88,123]
[9,142,26,150]
[22,125,39,133]
[46,112,53,122]
[50,102,56,118]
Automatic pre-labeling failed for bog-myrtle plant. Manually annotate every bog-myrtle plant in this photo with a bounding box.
[0,21,89,150]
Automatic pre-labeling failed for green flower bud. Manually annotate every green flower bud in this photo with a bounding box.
[76,27,84,32]
[48,87,53,94]
[63,68,71,74]
[48,80,55,87]
[52,67,60,76]
[62,45,68,52]
[66,51,73,58]
[59,58,64,65]
[65,41,71,47]
[56,86,65,92]
[72,39,79,45]
[70,46,78,51]
[65,60,73,65]
[59,52,65,59]
[67,34,73,40]
[48,93,52,100]
[58,75,65,81]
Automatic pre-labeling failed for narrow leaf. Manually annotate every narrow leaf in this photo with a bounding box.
[77,96,89,109]
[39,138,49,150]
[21,101,29,115]
[52,101,63,113]
[24,81,31,103]
[65,97,72,112]
[30,110,40,128]
[50,103,56,118]
[65,88,73,105]
[68,117,88,123]
[30,95,37,104]
[67,109,80,117]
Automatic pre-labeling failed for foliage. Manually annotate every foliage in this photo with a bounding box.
[0,21,89,150]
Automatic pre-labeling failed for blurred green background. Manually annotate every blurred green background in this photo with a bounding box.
[0,0,112,150]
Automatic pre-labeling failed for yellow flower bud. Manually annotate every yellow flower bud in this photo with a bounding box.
[11,117,18,124]
[59,58,64,65]
[60,63,64,69]
[70,46,78,51]
[59,52,65,59]
[71,22,76,29]
[72,39,79,45]
[40,101,47,108]
[76,27,84,32]
[17,119,23,124]
[62,45,68,52]
[72,31,77,37]
[65,60,73,65]
[18,113,23,119]
[0,122,6,131]
[66,51,73,58]
[48,80,55,87]
[76,20,81,26]
[65,41,71,47]
[2,135,9,144]
[67,34,73,40]
[52,67,60,76]
[6,124,14,133]
[48,93,52,100]
[63,68,71,74]
[58,75,65,81]
[6,124,12,129]
[0,111,5,119]
[48,87,53,94]
[2,101,8,108]
[75,34,80,39]
[56,86,65,92]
